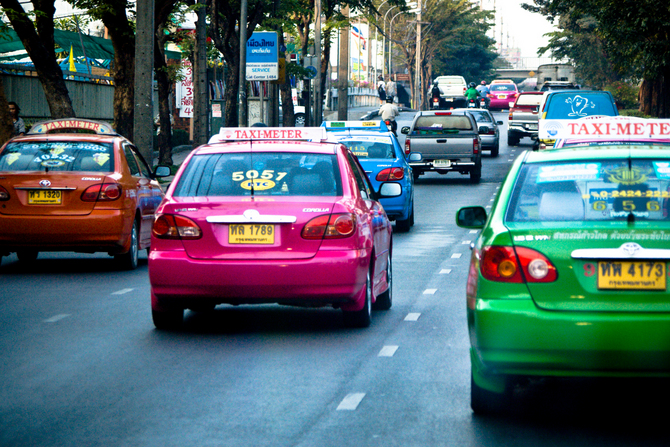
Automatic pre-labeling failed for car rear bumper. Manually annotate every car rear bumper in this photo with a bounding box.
[508,122,538,138]
[0,209,131,253]
[149,248,371,309]
[470,298,670,378]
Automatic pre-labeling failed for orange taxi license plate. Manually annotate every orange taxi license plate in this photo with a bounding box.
[229,224,275,244]
[598,261,666,290]
[28,190,62,204]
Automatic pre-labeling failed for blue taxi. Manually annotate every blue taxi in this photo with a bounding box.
[323,121,415,232]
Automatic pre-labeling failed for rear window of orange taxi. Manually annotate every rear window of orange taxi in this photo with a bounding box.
[0,140,114,172]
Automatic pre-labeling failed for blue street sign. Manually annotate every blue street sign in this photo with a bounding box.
[246,31,279,81]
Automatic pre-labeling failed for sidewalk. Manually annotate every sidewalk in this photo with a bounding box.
[161,106,379,170]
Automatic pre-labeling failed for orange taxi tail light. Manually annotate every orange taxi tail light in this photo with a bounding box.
[0,185,9,201]
[153,214,202,239]
[376,167,404,181]
[302,213,355,239]
[81,183,122,202]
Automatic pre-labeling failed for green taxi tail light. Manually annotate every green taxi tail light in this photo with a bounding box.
[302,213,355,239]
[481,246,557,283]
[153,214,202,239]
[376,167,404,181]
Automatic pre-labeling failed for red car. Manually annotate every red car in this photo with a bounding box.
[148,127,398,329]
[487,82,519,110]
[0,118,165,269]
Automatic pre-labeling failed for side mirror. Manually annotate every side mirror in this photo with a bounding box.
[496,121,503,125]
[479,126,491,134]
[401,126,410,134]
[408,152,422,162]
[154,165,172,178]
[378,182,402,198]
[456,206,487,229]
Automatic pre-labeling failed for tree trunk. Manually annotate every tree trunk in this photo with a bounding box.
[0,0,75,118]
[0,77,13,145]
[224,59,240,127]
[640,67,670,118]
[154,37,173,166]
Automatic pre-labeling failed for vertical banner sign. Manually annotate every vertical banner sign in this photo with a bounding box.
[246,31,279,81]
[176,60,194,118]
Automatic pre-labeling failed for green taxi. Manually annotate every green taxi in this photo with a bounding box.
[457,142,670,414]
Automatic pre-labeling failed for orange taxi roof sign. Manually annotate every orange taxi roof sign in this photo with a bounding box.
[28,119,116,135]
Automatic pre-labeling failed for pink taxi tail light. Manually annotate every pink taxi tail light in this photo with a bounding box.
[81,183,122,201]
[153,214,203,239]
[302,213,355,239]
[376,167,405,181]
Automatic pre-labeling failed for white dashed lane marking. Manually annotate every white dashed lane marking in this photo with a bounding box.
[44,314,70,323]
[112,288,134,295]
[337,393,366,410]
[405,313,421,321]
[378,346,399,357]
[451,253,463,259]
[423,289,437,295]
[440,269,452,274]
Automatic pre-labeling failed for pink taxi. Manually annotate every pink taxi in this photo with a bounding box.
[148,128,398,329]
[487,82,519,110]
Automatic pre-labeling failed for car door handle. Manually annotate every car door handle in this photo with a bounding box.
[436,139,447,143]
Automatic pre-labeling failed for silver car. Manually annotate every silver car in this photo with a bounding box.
[452,108,503,157]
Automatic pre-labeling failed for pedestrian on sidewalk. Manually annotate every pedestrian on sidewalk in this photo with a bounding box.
[386,76,397,104]
[377,76,386,105]
[8,102,25,136]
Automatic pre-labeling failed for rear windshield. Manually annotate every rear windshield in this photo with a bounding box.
[0,141,114,172]
[490,84,516,92]
[506,159,670,222]
[436,77,465,85]
[516,94,543,106]
[413,115,473,134]
[337,136,395,160]
[467,111,493,123]
[545,93,617,119]
[173,152,342,197]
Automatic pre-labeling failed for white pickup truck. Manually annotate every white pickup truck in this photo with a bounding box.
[401,110,483,183]
[432,76,468,109]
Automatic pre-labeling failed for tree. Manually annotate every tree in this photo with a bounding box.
[0,0,76,118]
[523,0,670,117]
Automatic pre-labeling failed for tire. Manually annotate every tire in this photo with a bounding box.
[115,220,139,270]
[507,135,519,147]
[491,142,499,157]
[373,257,392,310]
[17,250,38,264]
[294,113,306,126]
[395,202,412,233]
[470,162,481,184]
[413,170,421,182]
[152,307,184,330]
[471,371,511,415]
[343,269,372,328]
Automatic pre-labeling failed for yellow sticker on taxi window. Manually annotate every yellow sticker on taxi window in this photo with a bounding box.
[361,122,377,127]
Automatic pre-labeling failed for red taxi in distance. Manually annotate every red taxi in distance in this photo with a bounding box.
[0,119,165,269]
[148,127,398,329]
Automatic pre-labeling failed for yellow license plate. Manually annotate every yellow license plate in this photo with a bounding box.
[28,190,62,204]
[229,224,275,244]
[598,261,666,290]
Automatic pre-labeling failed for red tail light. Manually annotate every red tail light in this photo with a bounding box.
[481,246,557,283]
[0,185,9,201]
[435,112,452,115]
[302,213,355,239]
[404,138,411,155]
[153,214,202,239]
[81,183,122,202]
[473,138,480,155]
[376,167,404,181]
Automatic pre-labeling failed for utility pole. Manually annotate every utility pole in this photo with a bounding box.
[193,0,208,145]
[133,0,154,164]
[338,6,349,120]
[314,0,323,126]
[413,0,421,110]
[238,0,248,126]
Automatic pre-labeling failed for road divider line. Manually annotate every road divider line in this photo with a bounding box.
[451,253,463,259]
[404,313,421,321]
[337,393,366,410]
[462,240,471,244]
[439,269,452,274]
[112,288,134,295]
[378,346,399,357]
[423,289,437,295]
[44,314,70,323]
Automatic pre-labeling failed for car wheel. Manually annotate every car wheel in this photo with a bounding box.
[343,268,372,328]
[413,170,421,182]
[372,257,392,310]
[409,201,415,226]
[395,205,412,232]
[152,307,184,330]
[115,220,139,270]
[469,163,481,184]
[17,250,38,264]
[491,142,499,157]
[295,113,306,127]
[507,135,519,146]
[471,371,511,415]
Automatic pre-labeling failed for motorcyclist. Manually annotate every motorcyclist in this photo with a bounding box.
[465,82,480,101]
[476,80,490,107]
[379,97,399,134]
[431,81,441,101]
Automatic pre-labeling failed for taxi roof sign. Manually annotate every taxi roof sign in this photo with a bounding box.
[322,121,388,132]
[209,127,328,144]
[28,119,116,135]
[540,117,670,142]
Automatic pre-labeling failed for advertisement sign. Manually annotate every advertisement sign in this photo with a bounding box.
[176,60,193,118]
[246,31,278,81]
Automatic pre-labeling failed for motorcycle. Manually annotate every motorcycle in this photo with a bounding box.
[431,96,441,110]
[384,118,397,137]
[479,97,488,109]
[467,98,478,108]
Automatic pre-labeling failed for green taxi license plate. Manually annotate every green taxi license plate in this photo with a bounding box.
[597,261,666,290]
[229,224,275,244]
[28,189,62,204]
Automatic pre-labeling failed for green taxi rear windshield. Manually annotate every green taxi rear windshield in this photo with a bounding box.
[506,159,670,222]
[173,152,343,197]
[0,141,114,172]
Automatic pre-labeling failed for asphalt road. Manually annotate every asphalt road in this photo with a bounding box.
[2,111,669,447]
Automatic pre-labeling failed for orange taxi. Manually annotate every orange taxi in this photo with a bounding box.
[0,118,165,269]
